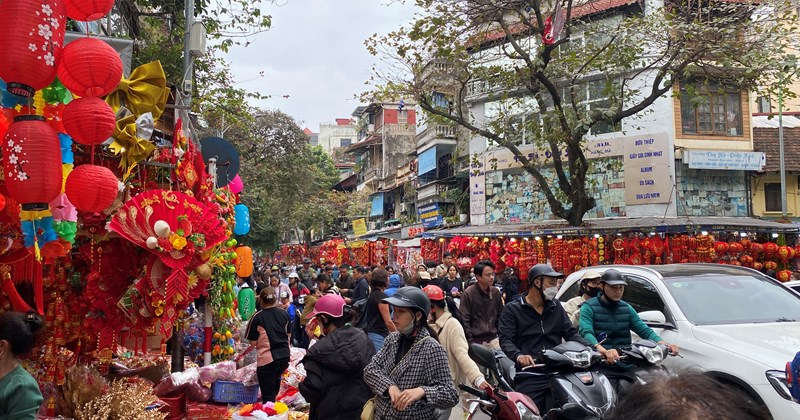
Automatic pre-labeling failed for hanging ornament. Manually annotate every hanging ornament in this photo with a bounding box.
[65,165,118,213]
[3,116,62,211]
[0,0,67,97]
[57,37,122,97]
[62,97,116,145]
[64,0,114,22]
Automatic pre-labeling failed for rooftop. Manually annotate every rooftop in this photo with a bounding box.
[753,126,800,172]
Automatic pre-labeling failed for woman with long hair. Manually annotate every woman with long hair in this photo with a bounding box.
[245,287,291,403]
[0,312,44,419]
[363,287,459,419]
[423,285,489,420]
[299,294,375,420]
[363,268,396,352]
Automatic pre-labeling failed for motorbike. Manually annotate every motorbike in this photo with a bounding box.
[465,342,616,419]
[601,339,675,396]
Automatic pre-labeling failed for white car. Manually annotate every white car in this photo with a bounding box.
[785,280,800,295]
[557,264,800,420]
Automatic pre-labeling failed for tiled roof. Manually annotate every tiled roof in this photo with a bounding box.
[753,127,800,172]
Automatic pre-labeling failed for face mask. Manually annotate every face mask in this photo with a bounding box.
[399,313,419,336]
[585,287,600,298]
[543,286,558,301]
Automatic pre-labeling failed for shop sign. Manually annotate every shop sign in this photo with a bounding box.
[418,203,444,228]
[352,218,367,237]
[401,224,426,239]
[684,150,766,171]
[623,133,672,205]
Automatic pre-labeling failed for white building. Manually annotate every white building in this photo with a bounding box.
[317,119,357,158]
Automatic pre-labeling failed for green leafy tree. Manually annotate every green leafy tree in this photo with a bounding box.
[368,0,799,226]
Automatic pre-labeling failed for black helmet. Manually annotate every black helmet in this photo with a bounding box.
[383,286,431,315]
[601,269,628,286]
[527,264,564,283]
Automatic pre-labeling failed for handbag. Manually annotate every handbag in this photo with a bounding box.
[361,336,432,420]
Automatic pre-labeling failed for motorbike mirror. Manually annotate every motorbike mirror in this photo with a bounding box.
[468,343,497,370]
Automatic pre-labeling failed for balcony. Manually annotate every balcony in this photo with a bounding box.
[417,124,458,149]
[417,181,454,202]
[357,167,383,184]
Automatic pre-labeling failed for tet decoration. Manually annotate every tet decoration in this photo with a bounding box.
[61,97,116,145]
[0,0,67,97]
[3,116,63,211]
[64,164,118,213]
[235,246,253,278]
[56,37,122,98]
[233,204,250,236]
[63,0,114,22]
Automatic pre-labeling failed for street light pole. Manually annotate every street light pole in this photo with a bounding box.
[779,85,787,219]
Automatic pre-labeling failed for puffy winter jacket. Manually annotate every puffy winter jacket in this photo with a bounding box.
[578,294,662,349]
[299,325,375,420]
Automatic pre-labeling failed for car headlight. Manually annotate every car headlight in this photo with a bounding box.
[766,370,794,401]
[563,350,592,368]
[637,345,667,364]
[515,401,541,420]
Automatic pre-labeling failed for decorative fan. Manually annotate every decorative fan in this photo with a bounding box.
[109,189,226,304]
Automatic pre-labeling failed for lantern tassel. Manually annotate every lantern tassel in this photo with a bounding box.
[32,219,41,261]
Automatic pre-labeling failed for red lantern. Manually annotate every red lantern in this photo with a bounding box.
[714,241,729,254]
[65,164,118,213]
[728,242,743,255]
[764,261,778,271]
[0,0,67,97]
[752,261,763,271]
[778,245,795,261]
[763,242,779,255]
[0,195,5,211]
[795,244,800,258]
[3,116,62,210]
[750,242,763,254]
[64,0,114,22]
[776,269,792,283]
[62,97,115,145]
[57,38,122,97]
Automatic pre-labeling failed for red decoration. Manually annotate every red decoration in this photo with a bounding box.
[764,261,778,271]
[714,241,729,254]
[777,245,795,261]
[0,0,66,97]
[752,261,763,271]
[750,242,763,255]
[65,164,118,212]
[57,37,122,97]
[0,195,5,212]
[728,242,743,255]
[3,116,62,211]
[64,0,114,22]
[777,269,792,282]
[62,97,116,145]
[763,242,779,255]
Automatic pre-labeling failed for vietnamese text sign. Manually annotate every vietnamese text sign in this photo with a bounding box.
[685,150,765,171]
[623,133,672,205]
[418,203,444,228]
[352,218,367,237]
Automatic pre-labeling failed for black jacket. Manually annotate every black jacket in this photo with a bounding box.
[299,325,376,420]
[498,295,589,366]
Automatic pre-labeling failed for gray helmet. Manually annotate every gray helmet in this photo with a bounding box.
[601,269,628,286]
[527,264,564,283]
[383,286,431,315]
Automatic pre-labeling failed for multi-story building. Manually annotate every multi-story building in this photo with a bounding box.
[318,119,357,158]
[751,116,800,220]
[465,0,768,227]
[344,101,416,229]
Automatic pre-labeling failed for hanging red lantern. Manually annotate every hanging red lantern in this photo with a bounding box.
[0,195,5,212]
[728,242,743,255]
[3,116,62,210]
[0,0,67,97]
[64,0,114,22]
[777,245,795,261]
[764,261,778,271]
[62,97,115,145]
[65,164,118,213]
[776,269,792,283]
[763,242,779,255]
[750,242,763,254]
[57,38,122,97]
[752,261,763,271]
[714,241,729,254]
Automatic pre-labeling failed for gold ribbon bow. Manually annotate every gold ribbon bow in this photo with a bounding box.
[111,113,156,176]
[105,61,169,120]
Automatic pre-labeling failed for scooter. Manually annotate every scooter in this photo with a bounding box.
[465,342,616,419]
[602,339,675,396]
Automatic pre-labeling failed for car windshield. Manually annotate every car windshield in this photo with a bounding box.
[665,274,800,325]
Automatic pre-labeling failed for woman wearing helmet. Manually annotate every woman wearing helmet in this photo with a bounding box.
[299,294,375,420]
[423,285,489,420]
[363,287,459,419]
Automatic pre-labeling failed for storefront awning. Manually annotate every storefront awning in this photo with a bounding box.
[420,216,799,238]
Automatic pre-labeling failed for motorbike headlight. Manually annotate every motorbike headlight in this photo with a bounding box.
[637,345,667,364]
[515,401,542,420]
[563,350,592,368]
[766,370,794,401]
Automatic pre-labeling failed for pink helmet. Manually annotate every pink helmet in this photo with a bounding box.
[308,294,347,318]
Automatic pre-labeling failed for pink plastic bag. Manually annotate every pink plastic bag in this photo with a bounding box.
[198,360,237,385]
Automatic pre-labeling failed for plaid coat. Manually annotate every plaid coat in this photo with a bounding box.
[363,328,459,419]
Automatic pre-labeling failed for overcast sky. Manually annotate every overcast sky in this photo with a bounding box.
[226,0,417,131]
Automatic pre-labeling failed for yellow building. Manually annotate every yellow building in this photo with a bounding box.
[751,120,800,219]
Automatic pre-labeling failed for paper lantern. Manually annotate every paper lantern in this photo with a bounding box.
[65,164,118,212]
[750,242,763,254]
[229,174,244,194]
[233,204,250,236]
[62,97,115,145]
[0,0,67,97]
[777,269,792,283]
[778,245,795,261]
[235,246,253,278]
[64,0,114,22]
[764,261,778,271]
[752,261,763,271]
[57,38,122,97]
[763,242,779,255]
[714,241,729,255]
[728,242,743,255]
[3,116,62,211]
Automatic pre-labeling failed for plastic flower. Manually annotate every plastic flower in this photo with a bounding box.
[152,299,165,316]
[170,233,187,250]
[274,402,289,414]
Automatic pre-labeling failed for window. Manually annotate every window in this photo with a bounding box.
[340,138,352,147]
[757,95,772,114]
[680,81,743,136]
[623,275,666,315]
[398,109,408,124]
[765,183,782,212]
[560,78,621,135]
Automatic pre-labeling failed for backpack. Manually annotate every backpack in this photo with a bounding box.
[788,350,800,401]
[353,297,370,329]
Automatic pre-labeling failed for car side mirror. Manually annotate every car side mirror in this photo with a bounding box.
[639,310,674,329]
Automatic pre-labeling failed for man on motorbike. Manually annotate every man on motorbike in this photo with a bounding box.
[578,269,679,366]
[498,264,590,412]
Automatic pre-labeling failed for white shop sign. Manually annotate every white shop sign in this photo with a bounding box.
[684,150,766,171]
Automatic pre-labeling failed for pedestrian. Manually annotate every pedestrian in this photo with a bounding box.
[246,287,291,403]
[386,273,402,297]
[423,285,489,420]
[288,272,310,309]
[269,275,291,305]
[364,268,397,352]
[500,267,520,303]
[237,275,256,321]
[299,258,317,290]
[460,260,503,348]
[336,264,353,293]
[418,270,433,288]
[363,287,459,420]
[349,266,370,304]
[436,252,454,279]
[300,274,341,339]
[0,312,44,419]
[299,294,375,420]
[438,265,464,302]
